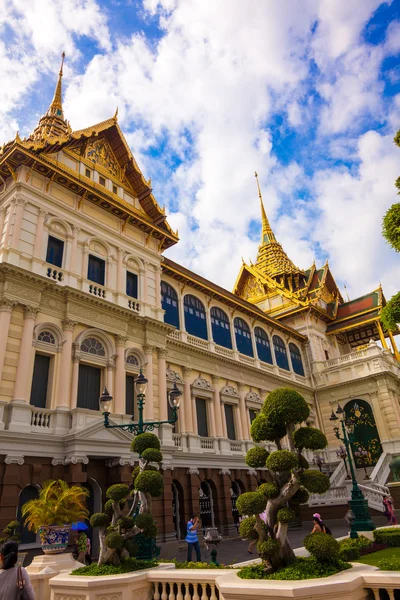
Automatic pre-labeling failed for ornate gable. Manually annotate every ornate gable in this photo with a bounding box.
[70,137,121,181]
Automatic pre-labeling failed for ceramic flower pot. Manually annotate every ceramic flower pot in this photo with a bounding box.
[38,525,71,554]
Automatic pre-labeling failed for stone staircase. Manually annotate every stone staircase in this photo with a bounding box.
[308,452,392,512]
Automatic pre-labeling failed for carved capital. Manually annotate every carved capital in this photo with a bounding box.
[106,457,135,468]
[5,454,24,465]
[0,299,16,313]
[51,458,65,466]
[211,375,220,384]
[219,469,231,476]
[62,319,77,332]
[143,345,154,355]
[115,334,127,346]
[38,208,47,218]
[64,455,89,465]
[23,305,39,319]
[71,224,80,236]
[247,469,257,477]
[157,347,167,359]
[183,367,191,377]
[187,467,199,475]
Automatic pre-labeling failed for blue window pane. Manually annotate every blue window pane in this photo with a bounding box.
[161,281,180,329]
[255,327,273,364]
[234,317,253,357]
[46,235,64,268]
[289,343,305,376]
[126,271,138,298]
[210,307,232,348]
[88,255,105,285]
[184,295,208,340]
[273,335,290,370]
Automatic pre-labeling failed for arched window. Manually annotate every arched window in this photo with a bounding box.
[126,354,139,366]
[37,330,56,345]
[184,295,208,340]
[81,337,106,356]
[255,327,273,364]
[273,335,289,370]
[234,317,253,357]
[17,486,39,544]
[161,282,180,329]
[210,307,232,349]
[289,343,305,376]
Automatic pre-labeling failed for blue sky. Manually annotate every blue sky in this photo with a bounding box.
[1,0,400,298]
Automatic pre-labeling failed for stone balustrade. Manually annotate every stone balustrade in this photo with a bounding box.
[43,560,400,600]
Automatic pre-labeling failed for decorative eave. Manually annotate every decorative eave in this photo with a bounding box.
[162,257,306,342]
[0,141,178,251]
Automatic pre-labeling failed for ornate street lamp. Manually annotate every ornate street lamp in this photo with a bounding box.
[336,445,349,478]
[100,370,181,435]
[312,454,325,472]
[354,447,370,480]
[330,405,375,538]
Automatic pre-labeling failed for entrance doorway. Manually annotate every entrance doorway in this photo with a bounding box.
[172,480,185,541]
[344,399,382,467]
[199,481,214,534]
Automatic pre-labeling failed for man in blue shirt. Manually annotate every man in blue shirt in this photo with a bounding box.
[186,514,201,562]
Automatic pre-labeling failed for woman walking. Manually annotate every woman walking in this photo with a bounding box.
[0,541,35,599]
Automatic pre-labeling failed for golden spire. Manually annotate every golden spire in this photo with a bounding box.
[48,52,65,116]
[255,171,276,244]
[28,52,70,142]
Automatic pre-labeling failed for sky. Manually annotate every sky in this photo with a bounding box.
[1,0,400,300]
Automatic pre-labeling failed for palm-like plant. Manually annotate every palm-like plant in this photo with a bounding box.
[22,480,89,532]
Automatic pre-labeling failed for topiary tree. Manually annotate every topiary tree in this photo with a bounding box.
[91,432,164,566]
[0,520,20,544]
[381,130,400,332]
[237,387,329,572]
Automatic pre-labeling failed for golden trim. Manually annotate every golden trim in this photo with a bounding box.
[326,317,380,335]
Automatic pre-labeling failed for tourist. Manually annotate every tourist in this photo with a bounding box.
[311,513,332,535]
[0,540,35,599]
[186,515,201,562]
[383,495,397,525]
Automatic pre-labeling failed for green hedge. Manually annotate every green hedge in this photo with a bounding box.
[72,558,158,576]
[238,557,351,580]
[373,528,400,547]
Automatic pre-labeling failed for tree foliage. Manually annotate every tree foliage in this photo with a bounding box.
[381,291,400,332]
[91,433,164,566]
[236,387,330,573]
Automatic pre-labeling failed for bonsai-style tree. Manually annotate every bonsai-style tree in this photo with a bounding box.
[381,129,400,331]
[91,432,164,566]
[22,480,89,533]
[238,388,329,572]
[0,520,20,544]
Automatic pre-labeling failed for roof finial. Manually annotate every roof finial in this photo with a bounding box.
[49,52,65,116]
[254,171,276,245]
[343,284,350,302]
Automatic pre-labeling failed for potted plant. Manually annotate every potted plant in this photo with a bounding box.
[22,479,89,555]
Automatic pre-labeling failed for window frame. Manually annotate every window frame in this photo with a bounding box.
[46,235,65,269]
[184,294,208,340]
[234,317,254,357]
[210,306,232,349]
[195,397,209,437]
[289,342,305,376]
[88,254,106,286]
[273,335,290,371]
[126,270,139,299]
[161,281,180,329]
[255,326,273,364]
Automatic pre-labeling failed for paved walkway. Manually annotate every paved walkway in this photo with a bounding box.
[159,520,353,565]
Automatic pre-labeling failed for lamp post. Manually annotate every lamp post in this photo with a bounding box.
[330,403,375,538]
[336,445,350,478]
[100,370,182,436]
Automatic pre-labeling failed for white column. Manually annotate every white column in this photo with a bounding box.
[106,362,114,396]
[182,367,192,433]
[116,249,124,294]
[56,320,76,409]
[33,208,46,259]
[212,375,223,437]
[114,335,126,414]
[235,404,244,440]
[221,401,228,438]
[143,262,149,303]
[3,200,16,248]
[155,266,162,309]
[0,208,6,241]
[206,305,214,347]
[0,300,15,381]
[179,290,186,332]
[13,306,38,403]
[144,345,154,420]
[238,384,250,440]
[70,356,80,409]
[10,197,26,249]
[230,312,238,353]
[250,323,257,359]
[69,225,80,273]
[158,348,168,420]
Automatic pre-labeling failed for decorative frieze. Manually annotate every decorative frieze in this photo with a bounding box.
[166,367,183,383]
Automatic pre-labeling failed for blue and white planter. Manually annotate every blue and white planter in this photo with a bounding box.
[38,525,71,555]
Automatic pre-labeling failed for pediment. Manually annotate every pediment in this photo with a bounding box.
[70,136,122,182]
[69,418,134,443]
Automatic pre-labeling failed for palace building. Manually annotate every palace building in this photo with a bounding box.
[0,56,399,552]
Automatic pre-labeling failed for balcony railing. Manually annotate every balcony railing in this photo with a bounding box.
[31,409,52,429]
[200,437,215,451]
[46,266,63,282]
[229,441,243,453]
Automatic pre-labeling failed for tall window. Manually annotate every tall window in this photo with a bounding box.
[224,404,236,440]
[249,409,258,424]
[77,365,101,410]
[17,486,39,544]
[234,317,253,357]
[184,295,208,340]
[46,236,64,268]
[30,354,50,408]
[196,398,209,437]
[273,335,290,370]
[126,271,138,298]
[161,282,180,329]
[126,374,135,416]
[289,343,305,376]
[88,255,105,286]
[255,327,273,364]
[211,307,232,348]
